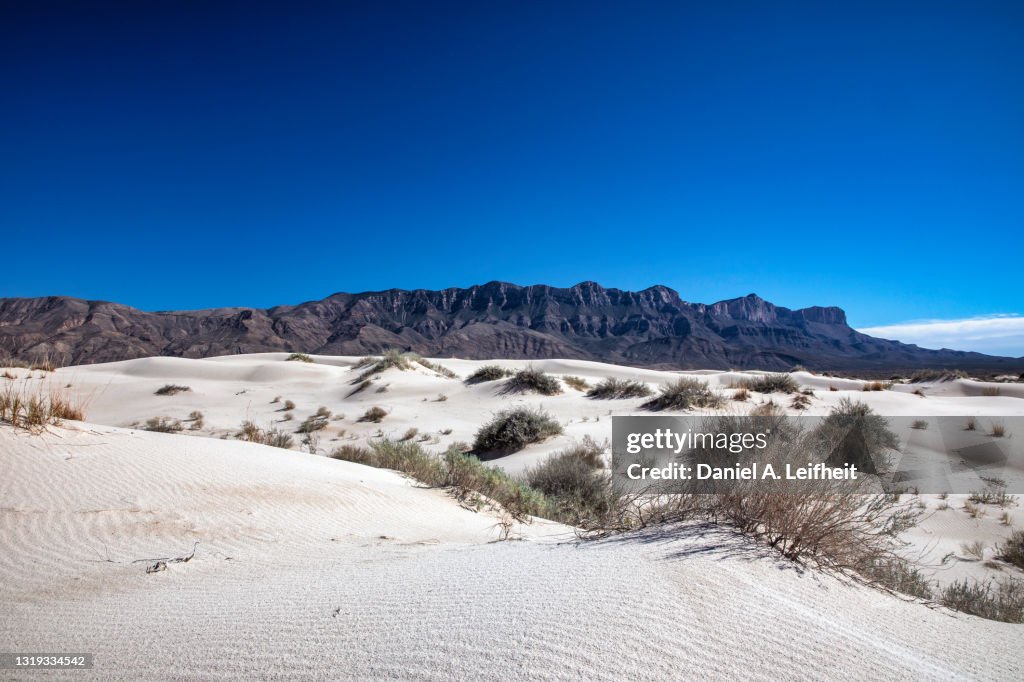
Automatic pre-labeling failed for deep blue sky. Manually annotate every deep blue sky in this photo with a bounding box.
[2,1,1022,335]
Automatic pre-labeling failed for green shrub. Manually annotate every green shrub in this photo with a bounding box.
[286,353,313,363]
[642,378,723,411]
[472,407,563,457]
[586,377,652,399]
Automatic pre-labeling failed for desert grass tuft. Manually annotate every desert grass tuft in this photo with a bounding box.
[586,377,652,399]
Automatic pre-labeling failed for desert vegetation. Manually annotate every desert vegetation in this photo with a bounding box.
[586,377,652,399]
[472,407,562,456]
[642,378,723,411]
[736,373,798,394]
[358,406,388,423]
[286,353,313,363]
[502,367,562,395]
[237,420,294,449]
[0,385,85,430]
[465,365,511,384]
[155,384,191,396]
[562,375,590,391]
[908,369,967,383]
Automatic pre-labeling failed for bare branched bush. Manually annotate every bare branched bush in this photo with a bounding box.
[940,578,1024,623]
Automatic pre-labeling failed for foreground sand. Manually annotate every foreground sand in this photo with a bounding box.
[2,355,1024,679]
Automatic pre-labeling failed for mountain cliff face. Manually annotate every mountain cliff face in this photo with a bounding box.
[1,282,1020,373]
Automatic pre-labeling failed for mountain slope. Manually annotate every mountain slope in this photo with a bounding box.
[1,281,1020,372]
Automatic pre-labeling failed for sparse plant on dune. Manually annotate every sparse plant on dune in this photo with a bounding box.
[502,367,562,396]
[642,378,723,411]
[465,365,512,384]
[237,420,294,449]
[144,416,183,433]
[0,384,85,430]
[286,353,313,362]
[562,375,590,391]
[586,377,652,399]
[737,373,798,394]
[155,384,191,396]
[359,406,388,423]
[908,369,967,383]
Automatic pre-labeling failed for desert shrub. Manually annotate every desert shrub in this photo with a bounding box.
[359,406,388,423]
[862,381,889,391]
[732,388,749,402]
[155,384,191,396]
[415,357,458,379]
[401,427,419,441]
[790,394,811,410]
[562,375,590,391]
[503,367,562,395]
[347,380,372,397]
[982,387,1002,397]
[238,420,294,449]
[642,378,723,411]
[282,399,296,411]
[297,413,329,433]
[329,444,375,464]
[864,557,934,599]
[739,373,798,394]
[965,417,976,431]
[144,416,183,433]
[808,398,899,474]
[465,365,512,384]
[188,410,204,430]
[286,353,313,363]
[990,421,1006,438]
[354,349,417,382]
[473,407,562,457]
[586,377,652,399]
[968,486,1012,506]
[524,439,613,525]
[940,579,1024,623]
[435,393,448,402]
[315,406,332,418]
[998,530,1024,570]
[911,420,928,430]
[909,369,967,383]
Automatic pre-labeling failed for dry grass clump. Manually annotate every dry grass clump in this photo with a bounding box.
[998,530,1024,570]
[981,386,1002,397]
[586,377,652,399]
[144,416,183,433]
[989,421,1006,438]
[297,408,330,434]
[862,381,889,391]
[910,419,928,430]
[732,388,749,401]
[562,375,590,391]
[465,365,512,384]
[155,384,191,396]
[965,417,976,431]
[401,427,419,441]
[503,367,562,395]
[908,368,967,383]
[864,557,934,599]
[738,373,799,394]
[642,378,723,411]
[472,407,562,457]
[414,357,458,379]
[187,410,204,430]
[0,385,85,430]
[353,349,419,382]
[789,394,811,410]
[281,399,296,411]
[286,353,313,363]
[358,406,388,423]
[237,420,294,448]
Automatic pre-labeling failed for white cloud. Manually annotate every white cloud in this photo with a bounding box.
[857,314,1024,357]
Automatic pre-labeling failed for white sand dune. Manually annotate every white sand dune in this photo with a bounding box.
[2,355,1024,679]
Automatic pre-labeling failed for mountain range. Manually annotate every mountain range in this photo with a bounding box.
[1,282,1021,374]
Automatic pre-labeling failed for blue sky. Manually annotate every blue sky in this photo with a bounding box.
[1,2,1022,354]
